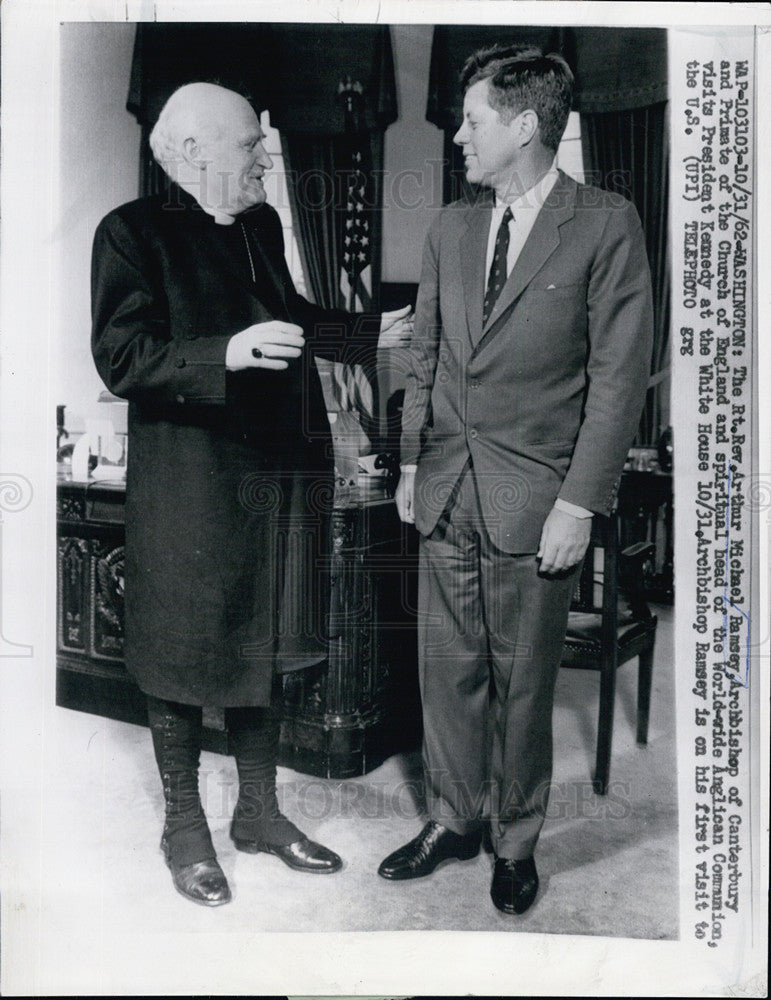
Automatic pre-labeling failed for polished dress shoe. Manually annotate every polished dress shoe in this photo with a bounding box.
[231,829,342,874]
[378,820,482,880]
[490,855,539,915]
[161,842,232,907]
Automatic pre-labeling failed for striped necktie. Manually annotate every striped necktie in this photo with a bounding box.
[483,206,512,325]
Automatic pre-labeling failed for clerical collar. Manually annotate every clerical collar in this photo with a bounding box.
[204,203,266,225]
[164,181,267,226]
[210,210,237,226]
[166,183,246,225]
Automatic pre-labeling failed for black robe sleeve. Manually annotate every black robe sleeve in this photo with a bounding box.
[91,209,232,407]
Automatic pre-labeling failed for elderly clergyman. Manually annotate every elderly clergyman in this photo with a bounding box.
[91,82,412,906]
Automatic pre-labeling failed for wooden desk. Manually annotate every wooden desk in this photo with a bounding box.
[56,475,420,774]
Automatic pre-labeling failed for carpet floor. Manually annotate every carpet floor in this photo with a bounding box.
[9,607,677,993]
[34,607,676,935]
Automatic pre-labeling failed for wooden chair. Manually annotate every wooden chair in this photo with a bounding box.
[561,510,658,794]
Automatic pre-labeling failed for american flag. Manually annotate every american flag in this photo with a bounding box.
[317,77,379,467]
[338,78,373,312]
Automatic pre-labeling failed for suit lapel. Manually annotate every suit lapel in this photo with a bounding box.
[460,195,493,345]
[474,172,577,353]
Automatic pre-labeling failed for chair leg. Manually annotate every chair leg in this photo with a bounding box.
[594,665,616,796]
[637,644,655,744]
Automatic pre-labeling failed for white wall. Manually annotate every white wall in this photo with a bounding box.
[57,22,140,430]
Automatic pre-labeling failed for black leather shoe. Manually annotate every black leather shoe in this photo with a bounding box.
[490,856,539,915]
[160,837,231,906]
[378,820,482,880]
[162,851,231,907]
[231,831,342,873]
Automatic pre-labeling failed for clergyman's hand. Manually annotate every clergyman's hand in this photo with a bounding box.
[226,321,305,371]
[537,505,592,574]
[395,468,416,524]
[378,304,414,348]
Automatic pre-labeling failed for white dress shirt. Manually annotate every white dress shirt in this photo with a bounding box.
[484,164,559,279]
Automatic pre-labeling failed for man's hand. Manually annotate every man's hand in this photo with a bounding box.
[395,468,416,524]
[226,321,305,371]
[537,505,592,574]
[378,304,414,348]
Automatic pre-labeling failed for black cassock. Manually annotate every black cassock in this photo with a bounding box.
[91,186,379,706]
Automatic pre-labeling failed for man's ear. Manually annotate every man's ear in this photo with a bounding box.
[516,109,539,147]
[181,136,205,169]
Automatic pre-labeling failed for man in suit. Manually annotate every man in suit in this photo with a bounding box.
[378,45,653,914]
[91,82,411,906]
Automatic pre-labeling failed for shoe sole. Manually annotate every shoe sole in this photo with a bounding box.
[490,885,539,915]
[378,846,481,881]
[170,880,232,907]
[231,837,342,874]
[491,899,537,915]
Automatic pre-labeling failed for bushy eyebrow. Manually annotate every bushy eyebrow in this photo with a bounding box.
[239,129,264,146]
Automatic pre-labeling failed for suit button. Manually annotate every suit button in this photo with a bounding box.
[469,428,478,439]
[175,357,186,368]
[176,394,185,404]
[470,379,480,389]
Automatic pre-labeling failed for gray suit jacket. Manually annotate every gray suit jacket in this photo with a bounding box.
[401,171,654,554]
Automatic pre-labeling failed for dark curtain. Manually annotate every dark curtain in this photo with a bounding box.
[281,131,385,451]
[427,25,670,446]
[282,131,384,312]
[266,24,395,453]
[570,28,668,113]
[263,24,397,135]
[425,25,667,121]
[127,22,397,191]
[581,103,670,443]
[571,28,669,446]
[282,137,343,310]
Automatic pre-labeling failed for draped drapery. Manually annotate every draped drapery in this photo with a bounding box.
[572,29,669,445]
[260,24,397,136]
[427,26,670,446]
[580,103,670,442]
[281,131,385,452]
[282,136,343,309]
[280,131,385,313]
[264,25,395,456]
[127,22,397,134]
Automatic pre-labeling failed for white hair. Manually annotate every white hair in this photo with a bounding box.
[149,82,242,175]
